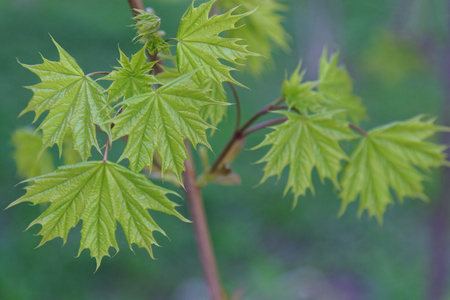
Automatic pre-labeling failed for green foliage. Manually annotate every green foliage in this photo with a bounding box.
[20,37,109,161]
[10,0,450,272]
[339,116,449,222]
[101,46,159,103]
[254,111,356,206]
[12,128,55,178]
[220,0,289,74]
[109,72,220,182]
[282,50,367,124]
[176,0,256,87]
[8,161,188,270]
[318,50,367,123]
[132,9,161,44]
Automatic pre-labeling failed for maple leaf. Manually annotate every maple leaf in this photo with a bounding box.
[176,0,256,87]
[339,116,449,222]
[254,111,356,206]
[100,46,160,103]
[8,161,188,270]
[282,63,324,114]
[157,65,228,131]
[19,37,109,161]
[110,72,221,183]
[12,128,55,178]
[318,49,367,123]
[221,0,290,74]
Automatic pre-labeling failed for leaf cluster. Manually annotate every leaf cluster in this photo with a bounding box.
[9,0,449,270]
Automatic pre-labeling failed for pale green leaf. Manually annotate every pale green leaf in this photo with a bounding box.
[339,116,449,222]
[221,0,290,74]
[254,111,356,206]
[157,65,228,131]
[110,72,221,183]
[19,37,109,161]
[282,63,323,114]
[100,46,159,102]
[12,128,55,178]
[176,0,256,87]
[8,161,187,270]
[318,49,367,123]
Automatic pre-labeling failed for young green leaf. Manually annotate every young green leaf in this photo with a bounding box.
[12,128,55,178]
[318,50,367,123]
[110,72,221,183]
[282,63,323,114]
[176,0,256,87]
[100,46,160,103]
[254,111,356,206]
[221,0,289,74]
[8,161,188,270]
[132,9,161,44]
[157,65,228,132]
[19,37,109,161]
[339,116,449,222]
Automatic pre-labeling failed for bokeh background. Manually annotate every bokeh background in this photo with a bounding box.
[1,0,450,299]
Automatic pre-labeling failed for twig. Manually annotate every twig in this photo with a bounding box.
[227,82,241,132]
[243,117,288,136]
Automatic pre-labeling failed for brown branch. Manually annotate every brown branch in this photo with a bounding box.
[183,140,225,300]
[242,117,288,136]
[127,0,145,14]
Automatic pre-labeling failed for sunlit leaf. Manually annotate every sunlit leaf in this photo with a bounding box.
[221,0,289,74]
[318,49,367,123]
[339,116,449,222]
[254,111,356,206]
[176,0,256,87]
[100,46,159,103]
[110,72,222,182]
[19,37,109,160]
[8,161,188,270]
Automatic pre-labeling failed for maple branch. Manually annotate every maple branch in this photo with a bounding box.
[242,117,288,136]
[183,140,226,300]
[209,98,285,173]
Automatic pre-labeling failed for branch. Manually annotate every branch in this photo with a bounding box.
[127,0,145,14]
[183,140,225,300]
[242,117,288,136]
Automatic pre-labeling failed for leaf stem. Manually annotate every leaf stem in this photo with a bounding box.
[103,137,110,162]
[86,71,110,77]
[183,140,225,300]
[238,98,285,133]
[349,123,368,136]
[227,82,241,132]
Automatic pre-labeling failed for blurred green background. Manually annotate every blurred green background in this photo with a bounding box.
[1,0,449,299]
